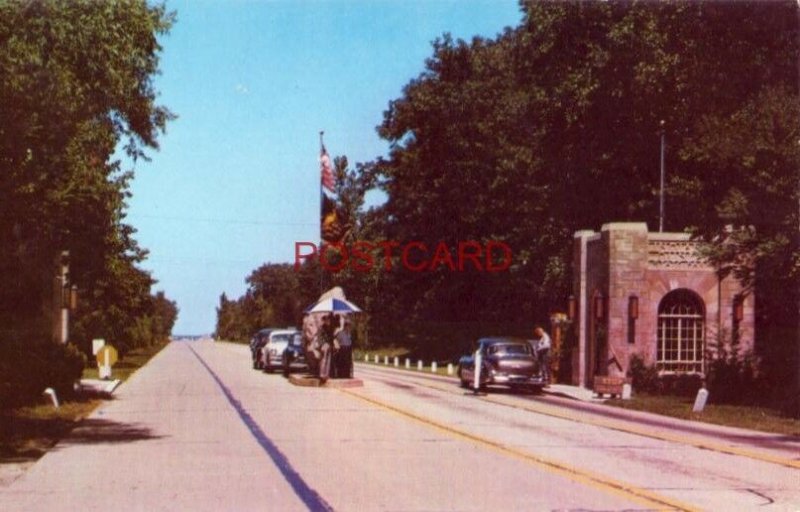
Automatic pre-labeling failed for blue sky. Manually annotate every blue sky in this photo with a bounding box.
[126,1,523,335]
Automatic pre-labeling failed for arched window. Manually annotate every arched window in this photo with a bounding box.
[657,289,705,373]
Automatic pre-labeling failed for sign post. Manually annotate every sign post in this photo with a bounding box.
[96,345,118,380]
[92,338,105,356]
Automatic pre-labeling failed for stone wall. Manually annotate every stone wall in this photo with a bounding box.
[572,222,754,388]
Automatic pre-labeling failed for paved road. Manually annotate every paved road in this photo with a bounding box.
[1,340,798,511]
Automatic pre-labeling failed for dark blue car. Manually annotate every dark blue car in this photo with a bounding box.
[457,337,544,392]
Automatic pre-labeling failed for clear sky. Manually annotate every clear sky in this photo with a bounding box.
[126,0,523,335]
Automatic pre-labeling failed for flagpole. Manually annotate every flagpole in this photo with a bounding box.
[659,119,666,233]
[319,130,324,246]
[319,130,325,294]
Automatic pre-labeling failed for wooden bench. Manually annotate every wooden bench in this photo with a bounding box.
[593,375,631,398]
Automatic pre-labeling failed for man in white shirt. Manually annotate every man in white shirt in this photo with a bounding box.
[533,326,552,385]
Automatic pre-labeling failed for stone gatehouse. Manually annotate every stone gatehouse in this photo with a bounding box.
[571,222,754,388]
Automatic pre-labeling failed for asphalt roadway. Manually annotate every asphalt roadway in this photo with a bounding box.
[1,340,798,511]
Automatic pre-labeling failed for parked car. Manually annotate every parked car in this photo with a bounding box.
[250,328,276,369]
[457,337,544,392]
[260,329,301,373]
[281,333,308,377]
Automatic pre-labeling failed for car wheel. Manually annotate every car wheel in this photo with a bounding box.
[458,367,469,388]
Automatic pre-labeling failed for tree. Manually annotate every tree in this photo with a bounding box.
[366,0,799,362]
[0,1,177,403]
[0,0,175,336]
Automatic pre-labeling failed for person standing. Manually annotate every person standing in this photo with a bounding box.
[334,316,353,378]
[533,326,552,385]
[318,314,335,383]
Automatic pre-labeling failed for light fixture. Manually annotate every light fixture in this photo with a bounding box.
[733,295,744,323]
[594,294,604,319]
[628,295,639,320]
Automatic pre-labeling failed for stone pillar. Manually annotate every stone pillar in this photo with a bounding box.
[602,223,649,377]
[573,230,596,387]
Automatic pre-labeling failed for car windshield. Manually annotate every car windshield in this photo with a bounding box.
[487,343,530,356]
[271,334,294,344]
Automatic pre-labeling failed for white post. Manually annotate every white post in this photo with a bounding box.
[393,356,399,367]
[384,356,389,365]
[364,353,369,362]
[431,362,437,373]
[417,360,423,371]
[622,383,632,400]
[447,363,454,375]
[405,358,410,369]
[43,388,59,408]
[374,354,379,364]
[473,349,482,392]
[692,388,709,413]
[99,348,112,379]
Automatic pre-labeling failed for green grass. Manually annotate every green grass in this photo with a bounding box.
[606,393,800,437]
[82,341,169,382]
[217,338,248,345]
[0,399,100,461]
[1,340,170,462]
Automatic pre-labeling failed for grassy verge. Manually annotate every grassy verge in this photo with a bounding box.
[219,338,247,345]
[0,398,100,462]
[81,340,169,382]
[0,340,169,462]
[606,393,800,437]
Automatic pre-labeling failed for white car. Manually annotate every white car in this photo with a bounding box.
[259,329,301,373]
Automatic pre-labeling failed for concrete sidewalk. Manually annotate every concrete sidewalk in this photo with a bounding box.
[0,341,312,512]
[542,383,605,402]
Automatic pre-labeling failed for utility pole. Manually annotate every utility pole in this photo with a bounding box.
[52,251,77,344]
[659,119,666,233]
[795,1,800,415]
[52,251,69,344]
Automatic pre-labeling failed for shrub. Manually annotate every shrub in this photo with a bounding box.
[706,347,760,405]
[660,372,704,397]
[0,340,86,409]
[628,354,660,394]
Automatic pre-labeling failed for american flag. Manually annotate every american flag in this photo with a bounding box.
[320,145,335,193]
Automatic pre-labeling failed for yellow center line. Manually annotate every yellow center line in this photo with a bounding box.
[358,365,800,471]
[420,377,800,471]
[339,387,700,512]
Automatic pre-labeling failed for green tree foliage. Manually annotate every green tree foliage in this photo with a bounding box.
[214,156,379,344]
[0,1,178,405]
[219,2,799,395]
[364,0,799,359]
[214,263,319,342]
